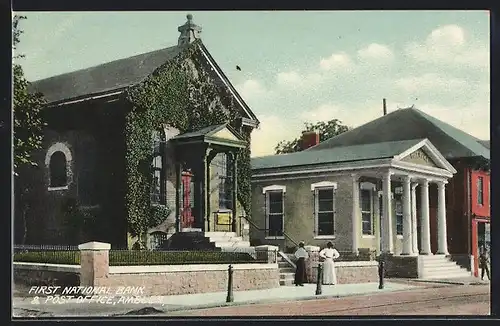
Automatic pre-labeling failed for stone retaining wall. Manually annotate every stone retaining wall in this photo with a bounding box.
[14,262,80,288]
[104,264,279,296]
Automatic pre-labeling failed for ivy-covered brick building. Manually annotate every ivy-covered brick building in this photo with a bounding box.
[14,14,259,248]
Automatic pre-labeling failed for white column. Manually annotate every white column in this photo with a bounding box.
[411,183,419,255]
[419,179,432,255]
[437,180,449,255]
[382,171,393,253]
[374,191,381,254]
[351,174,360,254]
[401,176,412,255]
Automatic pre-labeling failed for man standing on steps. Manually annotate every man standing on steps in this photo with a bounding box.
[479,245,490,281]
[294,241,309,286]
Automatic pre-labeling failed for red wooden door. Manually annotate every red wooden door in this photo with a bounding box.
[181,172,194,229]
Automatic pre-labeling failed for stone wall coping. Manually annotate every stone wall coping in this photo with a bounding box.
[14,262,81,273]
[311,261,378,267]
[78,242,111,251]
[255,245,279,251]
[109,263,279,274]
[304,245,320,251]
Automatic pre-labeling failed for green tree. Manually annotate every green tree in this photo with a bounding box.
[13,15,46,244]
[13,15,46,173]
[274,119,349,154]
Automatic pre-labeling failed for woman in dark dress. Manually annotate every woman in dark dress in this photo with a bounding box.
[294,241,309,286]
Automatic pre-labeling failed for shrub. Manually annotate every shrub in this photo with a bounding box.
[13,250,262,266]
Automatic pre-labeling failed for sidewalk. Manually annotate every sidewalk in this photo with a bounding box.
[411,276,490,286]
[13,281,419,317]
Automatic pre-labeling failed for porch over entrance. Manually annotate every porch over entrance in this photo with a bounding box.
[170,123,247,234]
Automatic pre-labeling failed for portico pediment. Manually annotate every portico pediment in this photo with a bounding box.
[393,139,457,174]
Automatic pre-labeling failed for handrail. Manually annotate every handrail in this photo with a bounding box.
[240,215,299,248]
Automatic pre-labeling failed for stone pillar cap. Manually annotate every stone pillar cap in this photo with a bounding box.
[304,245,320,251]
[255,245,279,251]
[78,241,111,251]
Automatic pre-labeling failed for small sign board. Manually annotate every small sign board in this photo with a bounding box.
[216,211,232,225]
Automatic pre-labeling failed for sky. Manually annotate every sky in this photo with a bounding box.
[14,11,490,157]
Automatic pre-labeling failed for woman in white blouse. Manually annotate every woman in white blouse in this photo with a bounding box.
[319,241,340,285]
[294,241,309,286]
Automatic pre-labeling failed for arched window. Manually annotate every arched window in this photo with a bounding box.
[151,129,166,205]
[49,151,67,187]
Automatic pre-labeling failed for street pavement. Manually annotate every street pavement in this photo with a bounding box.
[13,281,419,318]
[165,284,490,316]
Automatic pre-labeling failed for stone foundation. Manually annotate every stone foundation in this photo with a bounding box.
[14,262,80,288]
[384,255,420,278]
[307,261,378,284]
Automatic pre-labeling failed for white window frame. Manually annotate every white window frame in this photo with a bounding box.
[360,182,376,238]
[311,181,337,239]
[263,185,286,240]
[45,142,73,191]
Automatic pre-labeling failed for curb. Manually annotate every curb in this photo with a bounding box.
[117,286,425,316]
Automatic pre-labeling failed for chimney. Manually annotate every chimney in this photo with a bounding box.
[300,130,320,150]
[177,14,202,46]
[383,98,387,116]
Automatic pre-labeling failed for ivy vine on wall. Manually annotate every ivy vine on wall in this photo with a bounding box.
[124,41,252,238]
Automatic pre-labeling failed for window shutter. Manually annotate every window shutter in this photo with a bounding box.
[264,191,269,236]
[332,188,337,235]
[313,189,317,235]
[281,191,285,236]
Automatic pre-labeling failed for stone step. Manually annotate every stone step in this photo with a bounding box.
[204,232,237,238]
[423,271,472,279]
[420,255,451,261]
[280,279,294,286]
[213,241,251,248]
[423,266,469,274]
[208,236,243,243]
[279,267,295,274]
[423,261,461,268]
[280,272,295,280]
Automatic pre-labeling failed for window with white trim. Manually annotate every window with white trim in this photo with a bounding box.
[49,151,67,187]
[394,186,403,236]
[151,129,166,205]
[311,182,337,237]
[360,189,374,235]
[263,185,286,238]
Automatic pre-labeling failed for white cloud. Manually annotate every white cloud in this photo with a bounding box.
[276,71,323,88]
[276,71,301,85]
[234,79,268,101]
[300,101,389,129]
[415,102,490,140]
[357,43,394,62]
[250,115,300,157]
[405,24,489,69]
[319,52,353,71]
[395,73,469,93]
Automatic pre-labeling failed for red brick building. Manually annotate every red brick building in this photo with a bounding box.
[305,106,490,275]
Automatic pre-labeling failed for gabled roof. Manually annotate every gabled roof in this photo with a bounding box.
[29,46,182,104]
[171,123,246,148]
[306,107,489,161]
[252,139,423,170]
[478,140,490,149]
[28,40,259,125]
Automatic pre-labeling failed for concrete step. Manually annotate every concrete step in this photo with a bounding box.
[424,272,472,279]
[423,261,461,268]
[420,255,450,261]
[213,241,251,248]
[280,279,294,286]
[204,232,237,238]
[423,266,470,274]
[280,272,295,280]
[208,236,244,243]
[279,267,295,274]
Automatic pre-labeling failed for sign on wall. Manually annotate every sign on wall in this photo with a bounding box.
[216,211,232,225]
